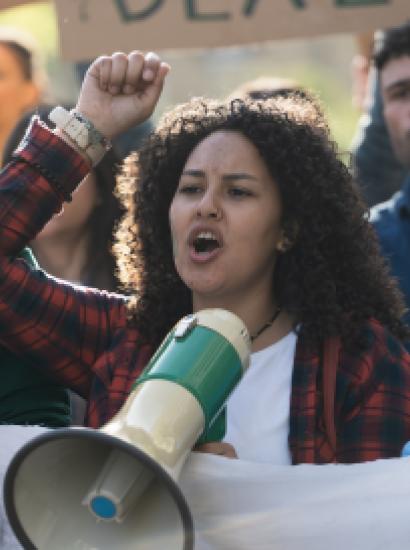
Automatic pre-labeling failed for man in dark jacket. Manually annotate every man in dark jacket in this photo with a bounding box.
[370,21,410,336]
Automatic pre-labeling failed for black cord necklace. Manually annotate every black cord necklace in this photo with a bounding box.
[250,307,281,342]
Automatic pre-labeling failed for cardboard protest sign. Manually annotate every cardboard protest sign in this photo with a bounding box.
[52,0,409,61]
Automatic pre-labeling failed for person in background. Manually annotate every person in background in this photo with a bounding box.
[369,21,410,338]
[3,105,124,292]
[0,29,59,427]
[0,51,410,465]
[0,27,45,165]
[351,30,408,207]
[226,75,308,103]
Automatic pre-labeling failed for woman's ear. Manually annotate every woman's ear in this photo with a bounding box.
[276,222,299,253]
[276,237,292,253]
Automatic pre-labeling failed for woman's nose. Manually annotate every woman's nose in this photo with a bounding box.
[196,191,222,220]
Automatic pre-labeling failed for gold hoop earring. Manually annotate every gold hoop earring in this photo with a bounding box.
[277,239,291,253]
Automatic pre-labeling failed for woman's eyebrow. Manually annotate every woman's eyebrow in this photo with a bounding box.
[222,173,258,182]
[181,169,204,177]
[181,170,258,182]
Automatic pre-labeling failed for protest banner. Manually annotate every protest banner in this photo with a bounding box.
[53,0,409,61]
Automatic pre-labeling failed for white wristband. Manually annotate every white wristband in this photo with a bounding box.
[49,106,111,166]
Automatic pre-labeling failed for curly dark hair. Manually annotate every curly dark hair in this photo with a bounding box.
[114,93,408,350]
[374,20,410,71]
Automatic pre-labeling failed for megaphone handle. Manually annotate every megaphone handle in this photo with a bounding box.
[196,407,226,445]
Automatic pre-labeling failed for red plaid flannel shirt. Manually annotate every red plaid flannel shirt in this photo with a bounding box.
[1,119,410,464]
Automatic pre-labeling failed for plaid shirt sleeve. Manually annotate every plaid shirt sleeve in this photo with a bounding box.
[335,319,410,462]
[0,118,126,397]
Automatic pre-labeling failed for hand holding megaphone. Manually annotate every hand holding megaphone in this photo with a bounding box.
[4,309,250,550]
[194,441,238,458]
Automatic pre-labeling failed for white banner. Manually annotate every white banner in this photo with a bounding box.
[2,425,410,549]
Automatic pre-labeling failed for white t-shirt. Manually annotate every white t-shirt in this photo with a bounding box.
[223,330,297,464]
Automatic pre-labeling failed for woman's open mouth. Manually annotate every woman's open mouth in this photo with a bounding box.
[189,230,222,262]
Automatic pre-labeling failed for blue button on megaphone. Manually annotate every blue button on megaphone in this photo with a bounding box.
[401,442,410,457]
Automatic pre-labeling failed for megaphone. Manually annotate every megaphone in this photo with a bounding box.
[4,309,250,549]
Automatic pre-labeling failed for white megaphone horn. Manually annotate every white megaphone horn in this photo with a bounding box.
[4,309,251,550]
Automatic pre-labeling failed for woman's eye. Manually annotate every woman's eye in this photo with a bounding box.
[228,187,252,197]
[178,184,201,194]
